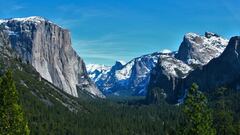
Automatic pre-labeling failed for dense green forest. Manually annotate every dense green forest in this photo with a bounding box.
[0,58,240,135]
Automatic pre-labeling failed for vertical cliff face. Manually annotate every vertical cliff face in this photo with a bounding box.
[147,32,229,103]
[0,29,10,54]
[147,54,192,103]
[0,16,104,98]
[177,36,240,95]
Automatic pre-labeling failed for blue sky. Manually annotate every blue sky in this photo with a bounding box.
[0,0,240,65]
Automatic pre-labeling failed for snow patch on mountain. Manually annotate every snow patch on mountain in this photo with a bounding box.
[160,54,193,78]
[115,61,134,80]
[86,64,111,81]
[176,32,228,66]
[88,32,228,97]
[0,16,48,24]
[87,52,162,96]
[0,20,7,24]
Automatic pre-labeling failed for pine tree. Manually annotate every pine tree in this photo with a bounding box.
[0,70,30,135]
[180,83,216,135]
[213,87,236,135]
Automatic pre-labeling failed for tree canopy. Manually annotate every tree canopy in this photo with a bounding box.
[0,70,30,135]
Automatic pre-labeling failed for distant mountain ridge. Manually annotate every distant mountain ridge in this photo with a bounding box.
[0,16,104,98]
[0,17,233,104]
[87,32,229,98]
[87,53,160,96]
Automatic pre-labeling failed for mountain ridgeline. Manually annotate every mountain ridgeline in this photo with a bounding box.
[148,34,240,103]
[1,16,237,104]
[88,32,230,103]
[177,36,240,95]
[0,26,183,134]
[1,16,240,134]
[87,54,160,96]
[0,16,104,98]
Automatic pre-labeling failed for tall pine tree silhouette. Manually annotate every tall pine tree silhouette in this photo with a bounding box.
[0,70,30,135]
[179,83,216,135]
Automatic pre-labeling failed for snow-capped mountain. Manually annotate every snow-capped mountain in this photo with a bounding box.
[178,36,240,94]
[87,53,162,96]
[0,16,105,98]
[148,32,229,103]
[175,32,228,66]
[0,16,47,23]
[87,51,189,97]
[88,32,229,98]
[86,64,111,81]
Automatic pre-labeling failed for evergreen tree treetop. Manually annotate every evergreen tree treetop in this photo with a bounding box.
[180,83,216,135]
[0,70,30,135]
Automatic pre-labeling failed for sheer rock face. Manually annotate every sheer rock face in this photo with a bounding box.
[147,32,229,103]
[0,30,10,54]
[0,16,104,98]
[177,36,240,96]
[147,54,192,103]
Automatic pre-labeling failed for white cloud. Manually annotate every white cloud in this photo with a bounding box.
[161,49,172,53]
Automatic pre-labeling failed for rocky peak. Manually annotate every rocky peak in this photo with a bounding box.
[175,32,228,66]
[222,36,240,56]
[0,16,104,98]
[112,60,125,71]
[87,52,162,96]
[147,33,230,104]
[0,16,51,25]
[205,32,220,38]
[174,36,240,103]
[184,33,203,44]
